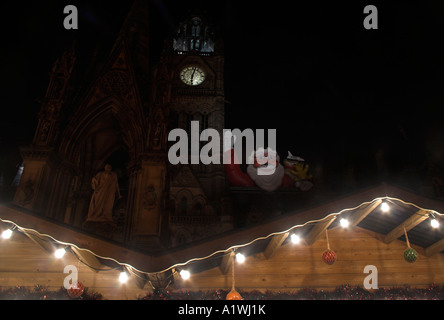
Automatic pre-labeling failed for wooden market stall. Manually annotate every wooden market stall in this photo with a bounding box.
[1,183,444,299]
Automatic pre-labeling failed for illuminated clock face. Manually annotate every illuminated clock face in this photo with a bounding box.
[180,66,205,86]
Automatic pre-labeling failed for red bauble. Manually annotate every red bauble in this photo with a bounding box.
[322,249,336,265]
[226,289,242,300]
[67,281,84,298]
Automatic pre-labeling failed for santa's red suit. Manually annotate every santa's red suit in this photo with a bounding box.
[224,148,293,191]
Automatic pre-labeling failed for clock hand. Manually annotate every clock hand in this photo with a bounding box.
[190,67,196,84]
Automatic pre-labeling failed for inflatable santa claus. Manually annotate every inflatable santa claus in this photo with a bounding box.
[224,147,295,192]
[223,131,312,191]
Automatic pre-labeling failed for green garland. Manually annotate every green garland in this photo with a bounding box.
[139,284,444,300]
[1,284,442,300]
[0,285,103,300]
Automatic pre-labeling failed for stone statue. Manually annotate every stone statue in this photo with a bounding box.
[85,164,122,224]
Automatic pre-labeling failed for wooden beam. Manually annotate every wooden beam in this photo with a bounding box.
[219,252,234,275]
[304,216,336,246]
[264,233,289,259]
[0,204,155,273]
[383,209,429,244]
[425,238,444,257]
[349,199,382,227]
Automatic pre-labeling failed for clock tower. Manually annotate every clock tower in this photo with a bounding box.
[152,13,230,246]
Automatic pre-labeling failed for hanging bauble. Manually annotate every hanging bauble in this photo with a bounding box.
[67,281,84,298]
[226,289,242,300]
[403,227,417,263]
[227,250,243,300]
[322,249,336,265]
[404,248,418,263]
[322,229,336,265]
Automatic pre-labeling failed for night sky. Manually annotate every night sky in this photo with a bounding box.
[1,0,444,192]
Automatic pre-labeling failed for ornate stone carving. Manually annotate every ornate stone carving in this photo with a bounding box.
[18,179,34,205]
[100,70,130,95]
[143,185,157,210]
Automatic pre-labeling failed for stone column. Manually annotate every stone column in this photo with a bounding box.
[13,147,58,215]
[125,154,167,251]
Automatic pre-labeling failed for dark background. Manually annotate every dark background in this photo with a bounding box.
[1,0,444,194]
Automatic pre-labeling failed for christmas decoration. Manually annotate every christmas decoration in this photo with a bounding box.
[245,148,285,192]
[223,148,255,187]
[226,289,242,300]
[224,147,303,192]
[138,284,444,300]
[226,251,243,300]
[67,281,85,298]
[0,285,102,300]
[322,249,337,265]
[283,151,313,191]
[404,248,418,263]
[403,227,418,263]
[322,229,336,265]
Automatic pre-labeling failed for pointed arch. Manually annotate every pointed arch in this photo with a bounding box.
[191,194,208,215]
[59,96,146,163]
[173,188,193,216]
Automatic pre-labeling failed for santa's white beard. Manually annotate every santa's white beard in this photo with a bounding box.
[247,164,284,192]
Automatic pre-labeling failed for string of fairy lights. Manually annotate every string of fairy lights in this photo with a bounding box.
[170,197,443,281]
[0,196,442,290]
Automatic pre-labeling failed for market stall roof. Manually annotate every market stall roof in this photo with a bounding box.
[1,182,443,291]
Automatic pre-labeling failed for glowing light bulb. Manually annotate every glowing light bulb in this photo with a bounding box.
[431,219,440,229]
[119,271,129,283]
[54,248,66,259]
[180,269,191,280]
[1,229,12,239]
[290,234,301,244]
[340,218,349,228]
[235,253,245,263]
[381,202,390,213]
